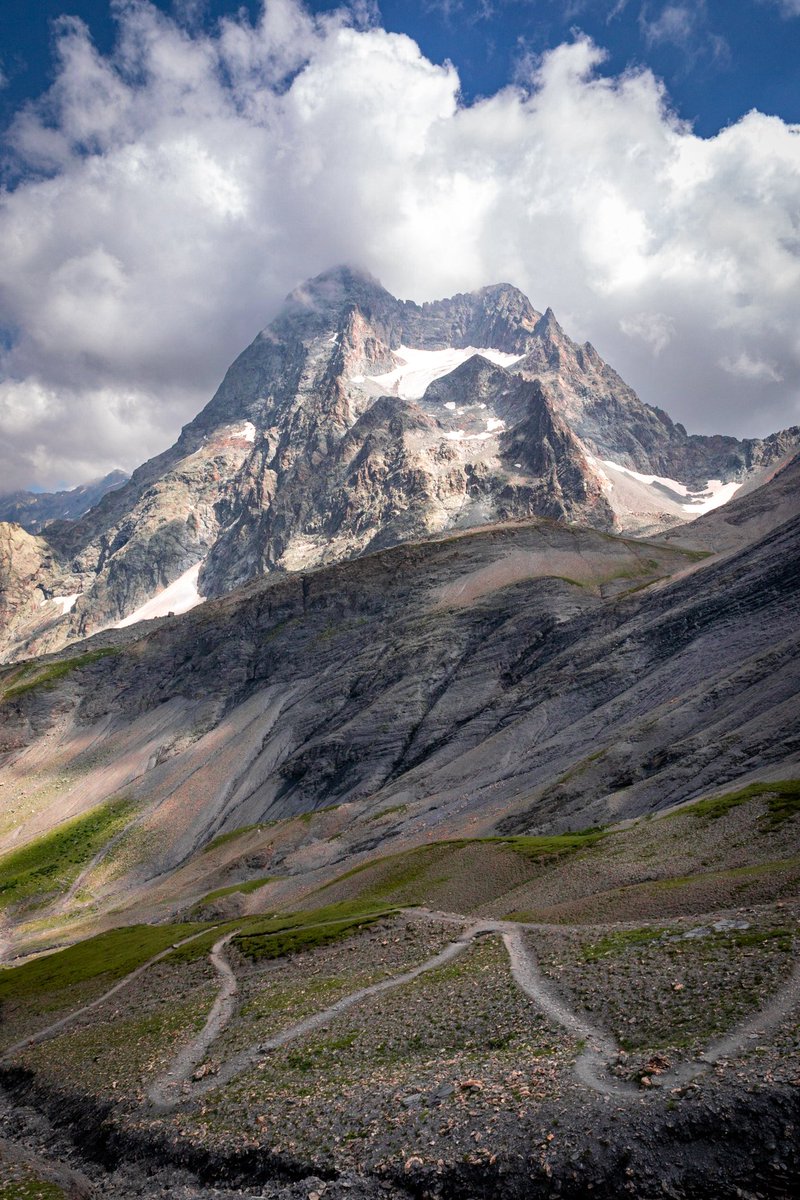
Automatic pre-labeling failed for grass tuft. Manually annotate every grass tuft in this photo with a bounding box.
[672,780,800,826]
[203,823,277,853]
[478,830,607,861]
[582,927,666,961]
[367,804,409,822]
[232,903,393,962]
[0,920,211,1006]
[191,876,274,908]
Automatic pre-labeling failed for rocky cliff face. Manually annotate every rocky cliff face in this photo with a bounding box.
[0,266,796,662]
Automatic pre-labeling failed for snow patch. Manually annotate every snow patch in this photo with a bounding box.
[115,561,206,629]
[365,345,523,400]
[444,401,456,410]
[230,421,256,443]
[41,593,81,615]
[445,428,502,443]
[486,418,505,433]
[596,459,741,515]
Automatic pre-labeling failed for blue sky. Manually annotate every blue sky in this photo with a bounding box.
[2,0,798,138]
[0,0,798,489]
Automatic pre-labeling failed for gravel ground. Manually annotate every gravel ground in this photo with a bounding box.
[12,958,219,1106]
[207,918,459,1063]
[531,900,800,1084]
[154,934,577,1173]
[1,906,799,1198]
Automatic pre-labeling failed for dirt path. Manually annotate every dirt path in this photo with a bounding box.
[148,923,483,1111]
[149,916,638,1111]
[147,931,240,1108]
[501,928,637,1097]
[654,955,800,1090]
[417,907,800,1096]
[0,926,219,1062]
[9,907,800,1114]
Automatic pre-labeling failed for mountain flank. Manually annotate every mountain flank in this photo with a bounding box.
[0,451,797,931]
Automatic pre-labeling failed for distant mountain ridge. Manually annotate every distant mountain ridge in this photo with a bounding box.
[0,265,797,663]
[0,470,129,533]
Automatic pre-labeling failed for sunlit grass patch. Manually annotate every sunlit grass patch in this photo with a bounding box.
[231,902,394,962]
[0,798,135,911]
[203,823,276,853]
[191,876,275,909]
[0,920,210,1008]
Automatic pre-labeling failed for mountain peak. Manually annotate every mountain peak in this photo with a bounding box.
[3,266,797,665]
[533,306,565,338]
[283,264,392,312]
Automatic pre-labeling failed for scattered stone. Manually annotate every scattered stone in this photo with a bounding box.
[645,1055,670,1075]
[192,1064,217,1081]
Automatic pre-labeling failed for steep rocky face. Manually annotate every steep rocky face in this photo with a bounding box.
[0,265,796,662]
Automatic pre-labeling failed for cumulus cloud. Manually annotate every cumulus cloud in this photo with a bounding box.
[0,0,799,490]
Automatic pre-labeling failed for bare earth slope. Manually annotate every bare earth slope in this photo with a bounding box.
[1,454,797,926]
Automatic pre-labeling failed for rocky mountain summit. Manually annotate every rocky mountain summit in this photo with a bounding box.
[0,266,796,663]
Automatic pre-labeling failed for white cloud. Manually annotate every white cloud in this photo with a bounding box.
[639,2,729,64]
[719,352,784,383]
[640,3,696,48]
[0,0,799,490]
[620,311,676,355]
